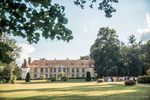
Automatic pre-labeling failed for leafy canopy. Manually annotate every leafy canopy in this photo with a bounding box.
[0,0,118,44]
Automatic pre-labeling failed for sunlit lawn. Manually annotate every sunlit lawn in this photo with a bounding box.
[0,80,150,100]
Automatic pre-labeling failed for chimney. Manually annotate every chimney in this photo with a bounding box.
[24,59,27,66]
[28,57,31,65]
[67,58,69,60]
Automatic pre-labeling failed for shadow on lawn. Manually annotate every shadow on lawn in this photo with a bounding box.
[0,91,149,100]
[19,79,86,84]
[0,83,149,100]
[0,84,126,93]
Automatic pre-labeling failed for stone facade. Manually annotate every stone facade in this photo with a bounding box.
[21,58,95,79]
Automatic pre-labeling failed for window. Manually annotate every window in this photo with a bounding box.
[67,68,70,73]
[58,68,61,72]
[40,68,43,73]
[63,68,66,72]
[54,68,56,72]
[76,74,79,77]
[45,68,48,73]
[72,74,74,77]
[76,68,79,73]
[34,68,37,73]
[72,68,74,73]
[82,74,85,77]
[49,68,52,73]
[34,74,37,78]
[82,68,85,73]
[49,74,52,77]
[54,74,56,77]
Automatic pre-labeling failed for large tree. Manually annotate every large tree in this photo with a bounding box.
[90,27,120,77]
[126,35,142,77]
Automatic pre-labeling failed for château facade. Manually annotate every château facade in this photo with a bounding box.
[21,58,95,79]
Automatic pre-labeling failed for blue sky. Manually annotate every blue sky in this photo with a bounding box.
[16,0,150,64]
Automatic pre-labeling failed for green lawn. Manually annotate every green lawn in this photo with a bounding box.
[0,80,150,100]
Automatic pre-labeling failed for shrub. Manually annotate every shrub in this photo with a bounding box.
[124,80,136,86]
[10,75,16,84]
[85,71,91,81]
[40,74,45,80]
[97,79,103,83]
[51,77,56,82]
[62,77,68,81]
[25,72,30,82]
[137,75,150,84]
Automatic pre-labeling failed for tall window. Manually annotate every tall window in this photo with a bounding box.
[72,74,74,77]
[76,68,79,73]
[72,68,74,73]
[82,74,85,77]
[49,68,52,73]
[67,68,70,73]
[45,68,48,73]
[54,68,56,72]
[76,74,79,77]
[34,74,37,78]
[63,68,66,72]
[40,68,43,73]
[58,68,61,72]
[34,68,37,73]
[82,68,85,73]
[49,74,52,77]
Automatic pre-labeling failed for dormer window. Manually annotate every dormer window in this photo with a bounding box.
[46,62,48,65]
[71,62,74,65]
[35,62,37,65]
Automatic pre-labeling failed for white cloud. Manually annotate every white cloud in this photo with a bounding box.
[137,13,150,41]
[17,43,35,65]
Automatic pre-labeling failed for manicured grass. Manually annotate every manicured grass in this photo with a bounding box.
[0,80,150,100]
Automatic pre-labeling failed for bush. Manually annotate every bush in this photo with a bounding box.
[51,77,56,82]
[85,71,91,81]
[62,77,68,81]
[40,74,45,80]
[137,75,150,84]
[124,80,136,86]
[97,79,103,83]
[10,75,16,84]
[25,72,30,82]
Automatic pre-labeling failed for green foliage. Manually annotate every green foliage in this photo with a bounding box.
[124,80,136,86]
[0,0,73,44]
[62,77,68,81]
[13,67,22,80]
[90,27,120,77]
[74,0,118,17]
[146,69,150,75]
[51,77,56,82]
[97,79,103,83]
[10,75,16,84]
[25,72,30,82]
[0,35,20,64]
[137,75,150,84]
[0,62,16,83]
[58,72,65,80]
[85,71,91,81]
[127,34,142,77]
[40,74,46,80]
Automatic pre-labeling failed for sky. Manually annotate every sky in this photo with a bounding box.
[16,0,150,65]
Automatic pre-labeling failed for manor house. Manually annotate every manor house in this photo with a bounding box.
[21,58,95,79]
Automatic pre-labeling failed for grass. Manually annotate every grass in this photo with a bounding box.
[0,80,150,100]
